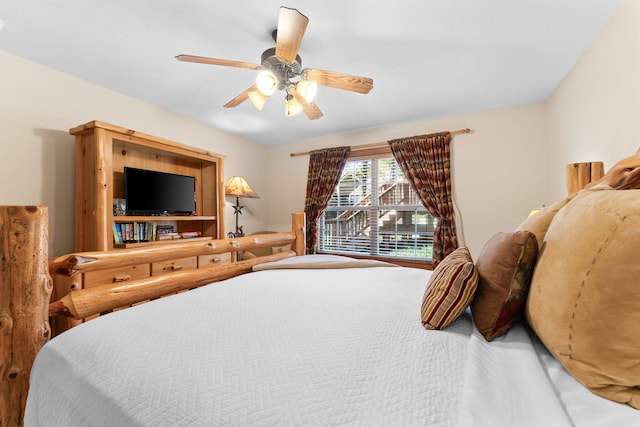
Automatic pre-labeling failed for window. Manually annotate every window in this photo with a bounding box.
[318,155,436,261]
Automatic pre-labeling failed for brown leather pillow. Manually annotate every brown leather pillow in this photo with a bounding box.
[526,189,640,408]
[471,231,538,340]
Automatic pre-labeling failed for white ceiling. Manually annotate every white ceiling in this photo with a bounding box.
[0,1,623,146]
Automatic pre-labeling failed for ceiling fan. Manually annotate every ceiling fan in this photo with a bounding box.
[175,6,374,120]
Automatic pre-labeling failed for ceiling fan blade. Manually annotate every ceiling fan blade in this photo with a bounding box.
[223,85,259,108]
[302,68,374,94]
[291,88,323,120]
[176,54,262,70]
[275,7,309,62]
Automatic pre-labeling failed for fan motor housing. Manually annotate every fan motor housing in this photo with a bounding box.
[261,47,302,86]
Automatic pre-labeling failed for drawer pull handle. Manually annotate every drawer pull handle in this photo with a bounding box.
[170,265,184,271]
[210,258,221,263]
[113,275,131,283]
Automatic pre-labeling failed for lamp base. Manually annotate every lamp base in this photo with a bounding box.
[227,228,244,239]
[230,196,245,238]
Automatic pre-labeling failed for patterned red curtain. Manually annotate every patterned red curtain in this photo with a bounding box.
[388,132,458,266]
[304,146,350,254]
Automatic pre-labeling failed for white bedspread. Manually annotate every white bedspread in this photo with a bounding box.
[25,257,640,426]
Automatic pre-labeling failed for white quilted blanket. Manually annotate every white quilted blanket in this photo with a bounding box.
[25,257,640,426]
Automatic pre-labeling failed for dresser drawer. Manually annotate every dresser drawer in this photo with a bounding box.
[152,256,198,276]
[84,264,150,288]
[198,253,231,268]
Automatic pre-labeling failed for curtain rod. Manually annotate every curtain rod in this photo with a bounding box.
[289,128,471,157]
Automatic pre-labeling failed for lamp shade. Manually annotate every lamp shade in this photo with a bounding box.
[225,176,259,198]
[297,80,318,103]
[248,90,268,110]
[284,94,303,117]
[256,70,278,96]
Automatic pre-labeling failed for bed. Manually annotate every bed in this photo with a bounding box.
[3,197,640,426]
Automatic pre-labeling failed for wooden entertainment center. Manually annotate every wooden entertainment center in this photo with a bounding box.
[70,120,226,252]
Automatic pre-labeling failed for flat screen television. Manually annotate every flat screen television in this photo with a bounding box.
[124,167,196,215]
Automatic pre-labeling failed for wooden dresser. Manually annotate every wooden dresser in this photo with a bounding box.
[70,120,226,252]
[53,121,229,334]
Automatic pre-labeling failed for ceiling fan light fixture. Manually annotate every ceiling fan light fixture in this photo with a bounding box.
[284,93,303,117]
[247,90,268,110]
[176,6,373,120]
[297,80,318,103]
[256,70,278,96]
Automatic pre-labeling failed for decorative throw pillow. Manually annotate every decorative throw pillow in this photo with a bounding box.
[515,194,574,249]
[526,188,640,408]
[471,231,538,340]
[421,247,478,330]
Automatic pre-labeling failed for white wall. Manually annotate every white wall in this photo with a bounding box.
[266,103,549,259]
[0,50,269,256]
[545,0,640,202]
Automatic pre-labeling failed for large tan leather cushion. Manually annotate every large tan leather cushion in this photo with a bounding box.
[515,194,574,249]
[525,188,640,408]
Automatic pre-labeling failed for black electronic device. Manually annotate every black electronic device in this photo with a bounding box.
[124,167,196,215]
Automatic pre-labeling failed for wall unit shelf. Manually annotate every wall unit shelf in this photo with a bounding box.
[113,215,218,222]
[113,236,212,249]
[71,120,226,251]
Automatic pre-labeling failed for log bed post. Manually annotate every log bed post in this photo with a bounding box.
[0,206,52,426]
[292,212,306,256]
[565,161,604,194]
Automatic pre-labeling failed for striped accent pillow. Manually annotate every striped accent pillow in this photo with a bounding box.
[421,247,478,330]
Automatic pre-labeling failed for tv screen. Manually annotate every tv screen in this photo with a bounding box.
[124,167,196,215]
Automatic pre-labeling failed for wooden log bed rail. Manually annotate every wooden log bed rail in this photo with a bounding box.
[0,207,305,425]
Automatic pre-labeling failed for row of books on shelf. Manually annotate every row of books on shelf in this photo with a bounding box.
[112,222,202,244]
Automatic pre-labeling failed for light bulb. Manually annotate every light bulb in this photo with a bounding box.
[256,70,278,96]
[297,80,318,103]
[284,94,303,117]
